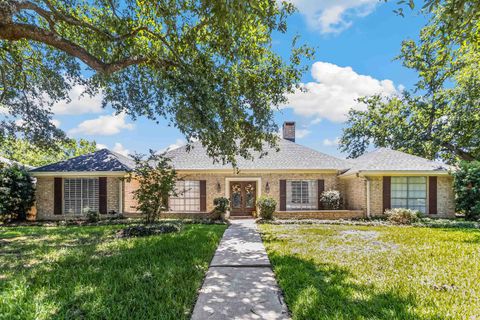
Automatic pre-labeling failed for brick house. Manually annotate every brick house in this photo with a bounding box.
[30,122,455,220]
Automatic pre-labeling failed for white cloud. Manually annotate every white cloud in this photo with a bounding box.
[287,0,379,34]
[323,137,340,146]
[69,112,134,136]
[296,128,311,139]
[112,142,130,156]
[283,61,398,123]
[52,85,103,115]
[96,143,107,150]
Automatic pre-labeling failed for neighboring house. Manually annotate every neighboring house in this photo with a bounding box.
[0,156,34,169]
[29,122,455,220]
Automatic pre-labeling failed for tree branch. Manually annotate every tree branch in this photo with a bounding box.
[0,22,178,74]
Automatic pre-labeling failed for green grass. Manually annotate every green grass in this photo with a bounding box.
[0,223,226,320]
[260,224,480,320]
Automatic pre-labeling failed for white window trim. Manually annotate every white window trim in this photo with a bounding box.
[63,177,100,215]
[169,180,201,212]
[391,176,428,213]
[286,179,318,211]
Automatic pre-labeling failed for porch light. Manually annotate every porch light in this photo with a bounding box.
[265,182,270,193]
[216,182,221,192]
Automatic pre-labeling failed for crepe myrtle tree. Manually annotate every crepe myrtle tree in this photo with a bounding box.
[0,0,313,166]
[126,150,177,224]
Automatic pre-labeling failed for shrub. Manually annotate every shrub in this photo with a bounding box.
[385,208,421,225]
[453,161,480,220]
[320,190,342,210]
[257,196,277,220]
[0,164,35,221]
[212,197,229,220]
[85,210,100,223]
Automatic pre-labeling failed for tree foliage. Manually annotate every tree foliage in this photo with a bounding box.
[0,137,97,167]
[453,161,480,220]
[341,4,480,163]
[0,0,313,165]
[126,150,177,224]
[0,164,35,221]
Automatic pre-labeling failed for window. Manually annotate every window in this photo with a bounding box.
[169,180,200,212]
[64,178,99,214]
[391,177,427,213]
[286,180,318,210]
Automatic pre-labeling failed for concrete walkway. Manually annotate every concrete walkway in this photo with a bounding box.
[191,220,290,320]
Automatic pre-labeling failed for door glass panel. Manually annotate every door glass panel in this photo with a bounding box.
[245,183,255,208]
[231,184,242,208]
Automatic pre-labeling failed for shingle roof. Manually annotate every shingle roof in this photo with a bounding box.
[165,139,350,170]
[30,149,135,172]
[341,148,452,176]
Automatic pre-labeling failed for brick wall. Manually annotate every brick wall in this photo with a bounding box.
[35,177,54,220]
[340,177,366,211]
[106,177,121,214]
[437,176,455,217]
[124,178,140,214]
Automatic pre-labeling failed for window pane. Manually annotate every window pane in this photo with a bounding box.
[169,180,200,212]
[391,177,427,213]
[287,180,318,210]
[64,178,99,214]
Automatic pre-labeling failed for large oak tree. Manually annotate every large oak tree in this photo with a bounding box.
[0,0,312,165]
[341,1,480,163]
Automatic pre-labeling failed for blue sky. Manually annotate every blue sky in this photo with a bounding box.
[54,1,427,158]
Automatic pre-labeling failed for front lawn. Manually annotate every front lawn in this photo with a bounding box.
[0,223,226,320]
[260,224,480,320]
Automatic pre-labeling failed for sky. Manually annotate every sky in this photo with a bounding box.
[51,1,428,158]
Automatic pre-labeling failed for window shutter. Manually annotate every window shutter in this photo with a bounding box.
[54,177,63,215]
[279,180,286,211]
[200,180,207,212]
[429,176,437,215]
[99,177,107,214]
[383,176,391,213]
[317,179,325,210]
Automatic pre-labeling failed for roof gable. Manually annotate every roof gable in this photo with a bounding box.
[165,139,349,170]
[30,149,134,173]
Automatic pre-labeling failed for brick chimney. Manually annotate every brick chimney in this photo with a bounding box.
[282,121,295,142]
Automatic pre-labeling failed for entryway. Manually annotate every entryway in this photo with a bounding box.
[229,181,257,217]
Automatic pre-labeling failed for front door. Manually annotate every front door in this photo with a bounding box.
[230,181,257,216]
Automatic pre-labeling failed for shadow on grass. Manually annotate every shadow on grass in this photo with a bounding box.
[0,224,226,320]
[269,253,441,320]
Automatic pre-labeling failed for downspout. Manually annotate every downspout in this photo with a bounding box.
[365,177,371,219]
[118,179,123,214]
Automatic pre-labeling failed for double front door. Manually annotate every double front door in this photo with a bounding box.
[230,181,257,216]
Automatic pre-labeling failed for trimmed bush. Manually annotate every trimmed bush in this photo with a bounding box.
[453,161,480,220]
[86,210,100,223]
[320,190,342,210]
[212,197,230,220]
[385,208,421,225]
[0,164,35,221]
[257,196,277,220]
